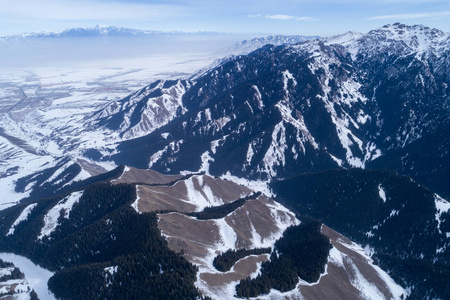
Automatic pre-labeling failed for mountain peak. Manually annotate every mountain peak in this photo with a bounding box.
[362,23,448,52]
[324,31,363,46]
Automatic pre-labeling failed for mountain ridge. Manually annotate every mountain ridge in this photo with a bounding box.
[0,25,229,40]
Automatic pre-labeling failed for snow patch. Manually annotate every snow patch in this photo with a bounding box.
[184,176,223,211]
[148,148,167,168]
[198,151,214,174]
[252,85,264,109]
[0,253,56,300]
[378,184,387,203]
[259,122,287,177]
[220,171,274,197]
[111,166,129,183]
[6,203,38,236]
[215,218,237,251]
[38,191,83,240]
[131,185,142,214]
[348,258,385,300]
[435,194,450,234]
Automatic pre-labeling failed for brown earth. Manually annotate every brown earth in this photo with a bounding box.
[224,196,297,249]
[157,195,298,294]
[132,173,252,213]
[297,225,400,300]
[112,166,182,185]
[200,254,269,289]
[158,213,220,260]
[137,184,197,213]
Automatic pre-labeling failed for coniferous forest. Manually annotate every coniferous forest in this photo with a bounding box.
[271,169,450,299]
[0,181,204,299]
[213,247,271,272]
[235,219,331,298]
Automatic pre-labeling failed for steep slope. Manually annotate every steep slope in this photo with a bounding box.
[109,24,449,197]
[90,79,191,141]
[271,168,450,299]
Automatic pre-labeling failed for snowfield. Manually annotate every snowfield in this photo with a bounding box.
[0,253,56,300]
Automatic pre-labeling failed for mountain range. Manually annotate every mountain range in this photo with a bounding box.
[0,25,226,40]
[0,23,449,299]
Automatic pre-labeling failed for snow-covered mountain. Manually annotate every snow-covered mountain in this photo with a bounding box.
[107,23,449,198]
[0,25,223,40]
[91,79,191,141]
[192,34,320,80]
[220,34,321,56]
[0,23,449,299]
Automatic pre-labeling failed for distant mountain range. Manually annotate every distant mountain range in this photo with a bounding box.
[0,25,229,40]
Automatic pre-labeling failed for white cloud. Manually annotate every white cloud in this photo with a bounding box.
[265,14,296,20]
[368,11,450,20]
[264,14,318,21]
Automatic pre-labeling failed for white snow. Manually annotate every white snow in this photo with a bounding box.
[333,239,406,300]
[46,141,63,155]
[184,175,223,211]
[131,186,142,214]
[0,253,56,300]
[38,191,83,240]
[252,85,264,109]
[198,151,214,174]
[6,203,38,236]
[104,265,117,288]
[378,184,387,203]
[104,265,118,275]
[215,218,238,251]
[275,100,319,152]
[220,171,274,197]
[148,147,167,168]
[259,121,287,177]
[435,194,450,234]
[329,153,343,166]
[348,258,386,300]
[246,143,254,166]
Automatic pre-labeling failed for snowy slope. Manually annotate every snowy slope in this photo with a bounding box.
[0,253,55,300]
[38,191,83,240]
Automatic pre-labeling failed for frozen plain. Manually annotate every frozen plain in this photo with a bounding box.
[0,34,248,210]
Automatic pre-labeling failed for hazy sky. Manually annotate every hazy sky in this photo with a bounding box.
[1,0,450,37]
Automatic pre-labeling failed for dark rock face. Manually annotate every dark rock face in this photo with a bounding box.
[108,24,449,197]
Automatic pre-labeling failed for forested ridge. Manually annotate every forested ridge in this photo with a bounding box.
[14,164,125,202]
[235,219,331,298]
[271,168,450,299]
[0,181,205,299]
[188,192,261,220]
